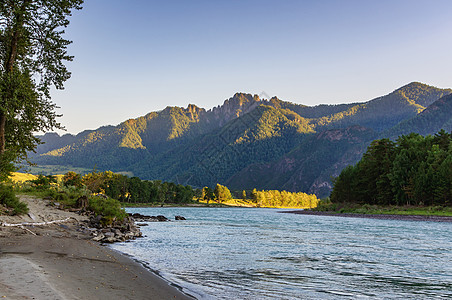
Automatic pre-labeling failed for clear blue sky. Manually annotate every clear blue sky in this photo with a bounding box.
[52,0,452,134]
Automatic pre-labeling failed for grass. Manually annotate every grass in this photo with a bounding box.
[312,202,452,217]
[9,172,37,182]
[10,172,64,184]
[15,165,135,178]
[15,164,93,176]
[0,184,29,215]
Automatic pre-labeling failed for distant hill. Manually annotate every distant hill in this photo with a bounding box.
[383,93,452,139]
[29,82,452,197]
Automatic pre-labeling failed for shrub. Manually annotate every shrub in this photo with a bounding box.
[29,175,57,190]
[62,171,83,188]
[88,195,127,226]
[0,184,28,215]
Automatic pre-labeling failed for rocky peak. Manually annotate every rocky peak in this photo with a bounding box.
[208,93,262,126]
[185,104,206,121]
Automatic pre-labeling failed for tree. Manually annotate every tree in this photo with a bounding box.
[251,188,258,203]
[331,131,451,207]
[0,0,83,180]
[62,171,82,188]
[214,183,232,203]
[202,186,215,203]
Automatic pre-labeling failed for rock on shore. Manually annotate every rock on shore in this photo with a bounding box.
[87,215,142,243]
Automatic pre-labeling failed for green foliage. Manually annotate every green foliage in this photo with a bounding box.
[0,0,83,180]
[0,151,16,182]
[62,171,82,188]
[15,179,87,208]
[314,203,452,217]
[252,189,319,208]
[0,184,28,215]
[331,131,452,207]
[27,83,451,198]
[15,173,129,223]
[88,195,127,226]
[29,174,57,190]
[214,184,232,203]
[78,170,194,204]
[312,197,335,211]
[202,186,215,202]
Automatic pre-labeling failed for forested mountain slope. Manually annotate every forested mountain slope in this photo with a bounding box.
[29,82,452,197]
[384,93,452,139]
[226,126,376,197]
[130,105,315,187]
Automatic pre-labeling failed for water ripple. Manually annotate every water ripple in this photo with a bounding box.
[111,207,452,299]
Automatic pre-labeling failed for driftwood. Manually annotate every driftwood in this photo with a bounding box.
[19,226,37,235]
[0,217,73,227]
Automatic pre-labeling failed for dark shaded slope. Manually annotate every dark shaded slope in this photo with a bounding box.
[131,105,314,187]
[384,93,452,139]
[316,82,451,132]
[226,126,376,198]
[32,132,77,156]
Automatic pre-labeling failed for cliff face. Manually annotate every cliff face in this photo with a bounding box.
[207,93,262,126]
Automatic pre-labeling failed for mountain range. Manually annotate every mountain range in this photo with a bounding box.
[30,82,452,198]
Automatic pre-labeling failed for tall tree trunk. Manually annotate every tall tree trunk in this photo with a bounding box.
[0,112,5,155]
[1,0,31,156]
[6,0,31,73]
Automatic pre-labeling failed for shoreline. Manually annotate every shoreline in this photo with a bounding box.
[109,246,201,299]
[0,195,195,299]
[280,210,452,222]
[0,234,195,299]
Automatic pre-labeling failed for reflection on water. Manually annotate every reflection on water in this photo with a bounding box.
[111,207,452,299]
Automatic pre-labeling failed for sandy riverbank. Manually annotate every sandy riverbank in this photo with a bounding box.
[0,196,194,299]
[281,210,452,222]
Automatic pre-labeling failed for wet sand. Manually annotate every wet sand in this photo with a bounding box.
[281,210,452,222]
[0,196,194,299]
[0,235,193,299]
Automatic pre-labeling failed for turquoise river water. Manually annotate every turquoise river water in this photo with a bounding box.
[110,207,452,299]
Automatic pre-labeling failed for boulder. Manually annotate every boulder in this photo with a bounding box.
[92,232,105,242]
[156,215,168,222]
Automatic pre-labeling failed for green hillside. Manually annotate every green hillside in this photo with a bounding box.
[131,105,314,187]
[29,82,452,196]
[226,126,376,198]
[384,93,452,138]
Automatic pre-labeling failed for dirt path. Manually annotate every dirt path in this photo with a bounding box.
[1,195,88,225]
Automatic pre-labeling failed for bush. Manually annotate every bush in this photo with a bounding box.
[62,171,83,188]
[0,184,28,215]
[313,197,336,211]
[29,175,57,190]
[88,195,127,226]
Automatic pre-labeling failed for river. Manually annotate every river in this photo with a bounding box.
[110,207,452,299]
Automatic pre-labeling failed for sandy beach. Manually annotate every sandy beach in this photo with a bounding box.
[0,196,194,299]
